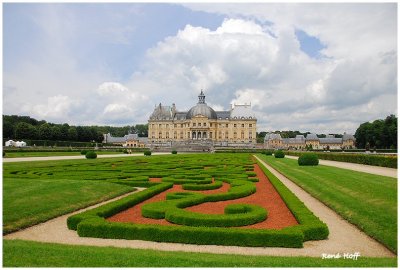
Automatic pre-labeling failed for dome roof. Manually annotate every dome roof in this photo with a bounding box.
[186,91,217,120]
[187,103,218,119]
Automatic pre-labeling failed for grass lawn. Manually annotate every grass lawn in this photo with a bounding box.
[257,154,397,253]
[3,240,397,267]
[3,158,137,233]
[4,151,124,158]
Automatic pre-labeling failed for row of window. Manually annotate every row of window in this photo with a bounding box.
[151,131,253,140]
[150,123,254,129]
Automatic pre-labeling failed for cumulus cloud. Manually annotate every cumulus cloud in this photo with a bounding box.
[3,4,397,134]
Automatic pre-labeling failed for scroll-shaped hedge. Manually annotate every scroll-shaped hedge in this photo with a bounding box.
[182,180,223,191]
[141,180,257,220]
[165,203,267,227]
[67,182,172,230]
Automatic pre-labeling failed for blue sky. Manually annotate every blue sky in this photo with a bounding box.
[3,3,397,133]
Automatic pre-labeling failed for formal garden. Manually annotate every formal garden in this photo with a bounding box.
[2,153,397,267]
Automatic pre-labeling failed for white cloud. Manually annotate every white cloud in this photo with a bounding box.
[3,4,396,134]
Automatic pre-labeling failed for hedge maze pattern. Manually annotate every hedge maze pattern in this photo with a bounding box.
[54,154,327,247]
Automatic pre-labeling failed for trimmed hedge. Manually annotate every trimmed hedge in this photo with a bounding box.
[182,180,223,191]
[85,151,97,159]
[144,150,152,156]
[81,150,88,155]
[286,151,397,168]
[171,150,177,154]
[255,157,329,241]
[67,154,328,248]
[298,153,319,166]
[265,150,274,156]
[77,217,303,248]
[165,204,267,227]
[67,182,172,230]
[274,150,285,158]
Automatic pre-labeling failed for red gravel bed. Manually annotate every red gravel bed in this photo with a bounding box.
[107,164,298,229]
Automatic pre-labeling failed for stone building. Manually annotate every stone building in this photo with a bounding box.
[103,133,147,148]
[264,132,356,150]
[148,91,257,150]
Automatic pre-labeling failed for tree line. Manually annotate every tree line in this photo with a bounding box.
[3,115,148,143]
[354,114,397,149]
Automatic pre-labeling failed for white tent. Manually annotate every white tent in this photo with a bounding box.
[5,140,15,147]
[15,141,27,147]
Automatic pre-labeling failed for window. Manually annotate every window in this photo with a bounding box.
[242,124,245,128]
[181,124,183,128]
[193,123,196,127]
[174,131,177,139]
[159,124,162,128]
[210,123,213,127]
[180,132,183,139]
[233,132,237,139]
[166,124,169,128]
[174,124,177,128]
[159,132,162,138]
[241,131,244,139]
[234,124,237,128]
[210,132,213,139]
[151,132,155,139]
[249,132,253,139]
[203,123,206,127]
[226,124,228,128]
[166,132,169,139]
[225,132,229,139]
[249,124,252,128]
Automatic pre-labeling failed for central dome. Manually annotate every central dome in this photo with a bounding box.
[186,91,218,120]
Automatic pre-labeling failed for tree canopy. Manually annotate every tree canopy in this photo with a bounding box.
[355,114,397,149]
[3,115,148,143]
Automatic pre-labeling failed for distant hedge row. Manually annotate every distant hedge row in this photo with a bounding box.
[286,151,397,168]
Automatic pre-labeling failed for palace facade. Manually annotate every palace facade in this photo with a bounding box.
[264,133,356,150]
[148,91,257,150]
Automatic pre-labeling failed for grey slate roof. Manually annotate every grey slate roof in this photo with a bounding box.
[216,111,231,119]
[319,138,343,144]
[231,105,256,119]
[306,133,319,140]
[104,133,139,143]
[342,133,356,141]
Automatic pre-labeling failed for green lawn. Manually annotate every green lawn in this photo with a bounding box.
[257,154,397,253]
[4,151,124,158]
[3,240,397,267]
[3,158,137,233]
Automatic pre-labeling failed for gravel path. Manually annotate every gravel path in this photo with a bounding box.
[3,152,171,163]
[5,156,396,258]
[286,155,397,178]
